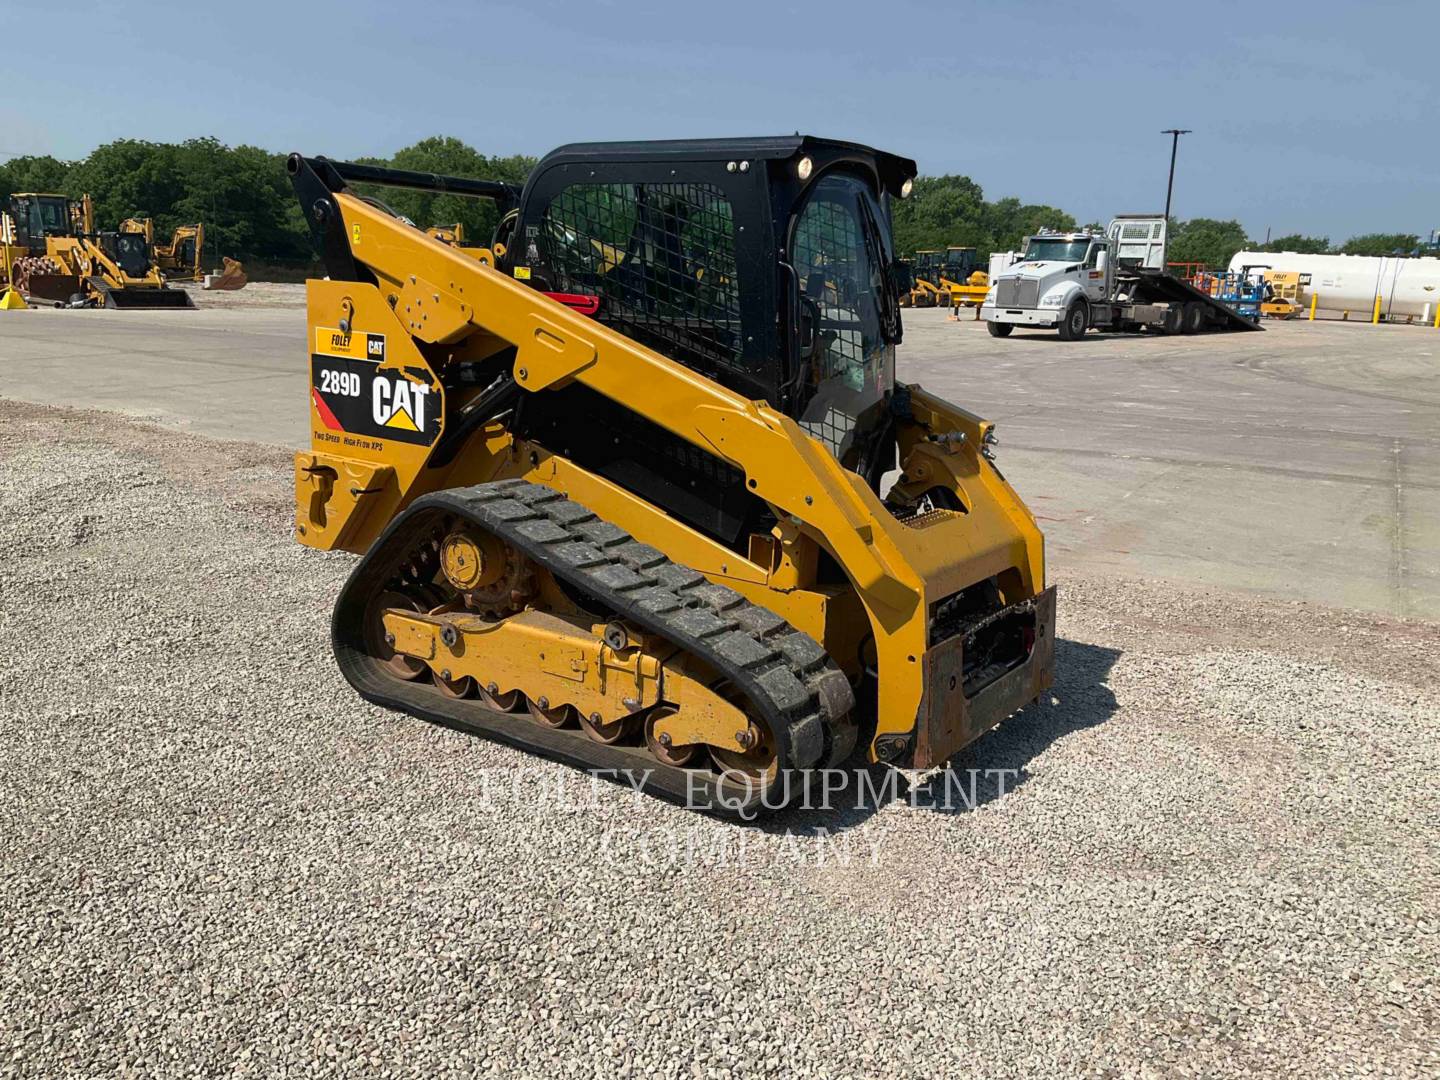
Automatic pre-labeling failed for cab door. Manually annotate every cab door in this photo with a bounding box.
[1082,241,1109,301]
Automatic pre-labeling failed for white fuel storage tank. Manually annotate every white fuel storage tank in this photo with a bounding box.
[1227,250,1440,318]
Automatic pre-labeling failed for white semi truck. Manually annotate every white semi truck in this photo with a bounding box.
[980,214,1259,339]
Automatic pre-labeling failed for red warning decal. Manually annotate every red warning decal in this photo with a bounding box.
[311,387,342,431]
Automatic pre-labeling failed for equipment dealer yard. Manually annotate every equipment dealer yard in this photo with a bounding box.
[1,302,1437,1075]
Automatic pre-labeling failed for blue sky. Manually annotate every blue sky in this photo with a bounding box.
[4,0,1435,241]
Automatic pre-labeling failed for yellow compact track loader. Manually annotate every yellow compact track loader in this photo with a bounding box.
[289,138,1054,814]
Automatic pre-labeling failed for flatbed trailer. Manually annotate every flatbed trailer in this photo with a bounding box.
[1109,266,1261,334]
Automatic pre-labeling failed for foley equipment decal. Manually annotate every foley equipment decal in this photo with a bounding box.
[310,328,440,446]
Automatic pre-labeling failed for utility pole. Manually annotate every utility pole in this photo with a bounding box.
[1161,129,1191,224]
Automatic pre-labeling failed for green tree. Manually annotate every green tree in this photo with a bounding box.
[3,135,544,271]
[1340,233,1420,256]
[0,155,73,200]
[891,177,1077,259]
[64,140,185,227]
[168,139,310,262]
[62,137,311,262]
[891,175,988,255]
[983,197,1077,251]
[355,136,536,248]
[1260,233,1330,254]
[1167,217,1251,269]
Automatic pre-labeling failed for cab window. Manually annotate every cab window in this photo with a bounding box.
[30,197,69,237]
[789,172,895,459]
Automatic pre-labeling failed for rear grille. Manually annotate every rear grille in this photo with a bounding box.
[996,278,1038,308]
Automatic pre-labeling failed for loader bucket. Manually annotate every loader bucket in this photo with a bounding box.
[102,287,196,310]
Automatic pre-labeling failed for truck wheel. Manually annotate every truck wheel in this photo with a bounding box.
[1182,301,1205,334]
[1057,302,1087,341]
[986,321,1013,338]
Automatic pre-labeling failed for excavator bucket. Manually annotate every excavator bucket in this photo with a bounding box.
[203,257,248,291]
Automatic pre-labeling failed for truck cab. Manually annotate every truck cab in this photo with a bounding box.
[980,215,1184,339]
[979,229,1113,339]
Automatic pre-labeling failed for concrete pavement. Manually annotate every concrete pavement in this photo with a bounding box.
[0,306,306,445]
[902,312,1440,619]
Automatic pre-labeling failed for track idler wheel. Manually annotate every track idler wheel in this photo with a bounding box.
[365,589,432,681]
[709,722,780,788]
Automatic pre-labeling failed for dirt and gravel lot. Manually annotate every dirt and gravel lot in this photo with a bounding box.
[1,398,1436,1077]
[172,280,308,309]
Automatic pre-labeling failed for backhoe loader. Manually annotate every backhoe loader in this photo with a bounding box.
[290,137,1054,814]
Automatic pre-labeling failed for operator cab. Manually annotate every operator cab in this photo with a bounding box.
[9,194,73,253]
[506,136,914,471]
[911,249,943,284]
[99,231,152,278]
[941,247,979,280]
[289,136,918,552]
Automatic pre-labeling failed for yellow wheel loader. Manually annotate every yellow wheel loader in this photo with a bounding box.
[289,138,1054,814]
[902,250,944,307]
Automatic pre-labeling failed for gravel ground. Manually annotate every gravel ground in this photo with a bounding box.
[1,399,1437,1078]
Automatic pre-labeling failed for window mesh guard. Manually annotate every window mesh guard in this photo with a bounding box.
[541,182,745,376]
[792,189,884,457]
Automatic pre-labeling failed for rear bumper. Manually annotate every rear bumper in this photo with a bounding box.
[911,586,1056,769]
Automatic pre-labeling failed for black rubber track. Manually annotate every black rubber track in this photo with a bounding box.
[331,480,857,816]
